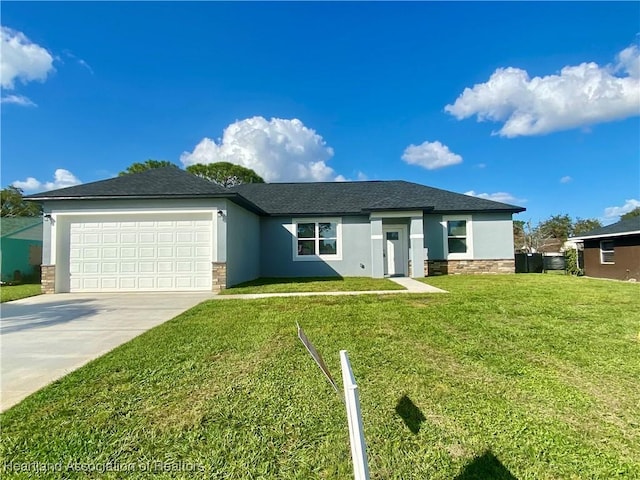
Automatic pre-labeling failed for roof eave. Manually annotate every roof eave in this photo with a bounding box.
[570,230,640,241]
[24,193,235,201]
[361,206,435,213]
[431,207,526,214]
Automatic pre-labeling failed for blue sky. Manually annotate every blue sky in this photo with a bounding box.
[2,2,639,225]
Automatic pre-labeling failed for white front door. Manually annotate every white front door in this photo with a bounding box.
[383,228,406,276]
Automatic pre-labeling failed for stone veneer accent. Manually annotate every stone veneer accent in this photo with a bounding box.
[41,265,56,294]
[212,262,227,292]
[425,259,515,276]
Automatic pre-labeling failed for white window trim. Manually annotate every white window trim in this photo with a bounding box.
[600,240,615,264]
[292,217,343,262]
[441,215,474,260]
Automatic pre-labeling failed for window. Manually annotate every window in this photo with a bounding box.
[447,220,468,254]
[442,215,473,259]
[600,240,614,264]
[293,219,341,261]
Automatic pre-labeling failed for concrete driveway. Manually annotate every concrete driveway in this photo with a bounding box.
[1,292,213,411]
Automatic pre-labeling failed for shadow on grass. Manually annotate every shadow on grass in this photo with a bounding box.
[395,395,426,434]
[454,450,518,480]
[229,276,344,288]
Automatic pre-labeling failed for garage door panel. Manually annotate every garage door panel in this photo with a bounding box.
[69,215,212,292]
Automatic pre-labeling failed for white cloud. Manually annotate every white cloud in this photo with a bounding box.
[401,140,462,170]
[180,117,340,182]
[604,198,640,218]
[560,175,572,183]
[0,94,36,106]
[445,44,640,137]
[1,26,54,89]
[13,169,81,192]
[465,190,524,204]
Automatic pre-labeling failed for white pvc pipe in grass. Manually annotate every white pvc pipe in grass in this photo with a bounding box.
[340,350,370,480]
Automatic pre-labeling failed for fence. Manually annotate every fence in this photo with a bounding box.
[515,253,568,273]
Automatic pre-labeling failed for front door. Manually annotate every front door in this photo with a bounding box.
[383,228,406,276]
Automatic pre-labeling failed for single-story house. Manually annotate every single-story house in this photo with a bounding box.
[26,166,525,293]
[570,217,640,281]
[0,217,43,283]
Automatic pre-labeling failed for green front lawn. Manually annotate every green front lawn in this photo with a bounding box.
[1,276,639,479]
[220,276,405,294]
[0,283,41,303]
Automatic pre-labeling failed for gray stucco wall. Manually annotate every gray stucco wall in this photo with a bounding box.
[424,215,445,259]
[423,212,514,260]
[225,201,260,286]
[260,216,371,277]
[472,212,514,259]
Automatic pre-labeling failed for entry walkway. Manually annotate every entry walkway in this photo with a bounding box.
[215,277,447,300]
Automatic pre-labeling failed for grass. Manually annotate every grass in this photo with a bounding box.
[220,276,405,294]
[0,283,41,303]
[1,275,639,479]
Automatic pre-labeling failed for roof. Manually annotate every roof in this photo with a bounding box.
[24,167,525,216]
[1,217,43,238]
[571,216,640,241]
[230,180,525,215]
[25,166,231,200]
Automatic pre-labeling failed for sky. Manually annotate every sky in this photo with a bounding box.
[1,1,639,226]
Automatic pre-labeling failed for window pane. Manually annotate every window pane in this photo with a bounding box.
[448,238,467,253]
[319,239,337,255]
[318,222,337,238]
[297,223,315,239]
[386,232,399,240]
[448,220,466,237]
[602,251,614,263]
[298,240,315,256]
[601,240,615,251]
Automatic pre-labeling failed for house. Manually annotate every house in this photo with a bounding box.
[0,217,43,283]
[570,217,640,281]
[26,167,525,293]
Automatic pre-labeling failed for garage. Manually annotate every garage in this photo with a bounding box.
[67,213,213,292]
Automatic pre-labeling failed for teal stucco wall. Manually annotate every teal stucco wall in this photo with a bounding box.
[1,238,42,282]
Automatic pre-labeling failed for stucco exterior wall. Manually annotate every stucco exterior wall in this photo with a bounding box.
[472,213,515,259]
[260,216,371,277]
[423,212,514,260]
[225,201,260,286]
[583,235,640,281]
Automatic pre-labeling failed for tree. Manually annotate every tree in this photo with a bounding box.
[621,207,640,220]
[1,186,41,217]
[573,218,602,236]
[186,162,264,188]
[537,214,573,242]
[118,159,178,176]
[513,220,526,250]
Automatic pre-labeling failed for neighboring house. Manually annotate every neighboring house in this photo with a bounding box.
[26,167,525,293]
[0,217,43,282]
[570,217,640,281]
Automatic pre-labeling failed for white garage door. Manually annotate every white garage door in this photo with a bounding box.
[69,214,213,292]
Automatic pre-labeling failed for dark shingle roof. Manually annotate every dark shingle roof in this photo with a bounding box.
[25,168,525,216]
[25,166,230,200]
[230,180,525,215]
[571,217,640,239]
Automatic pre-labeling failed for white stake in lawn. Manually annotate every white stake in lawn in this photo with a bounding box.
[296,324,371,480]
